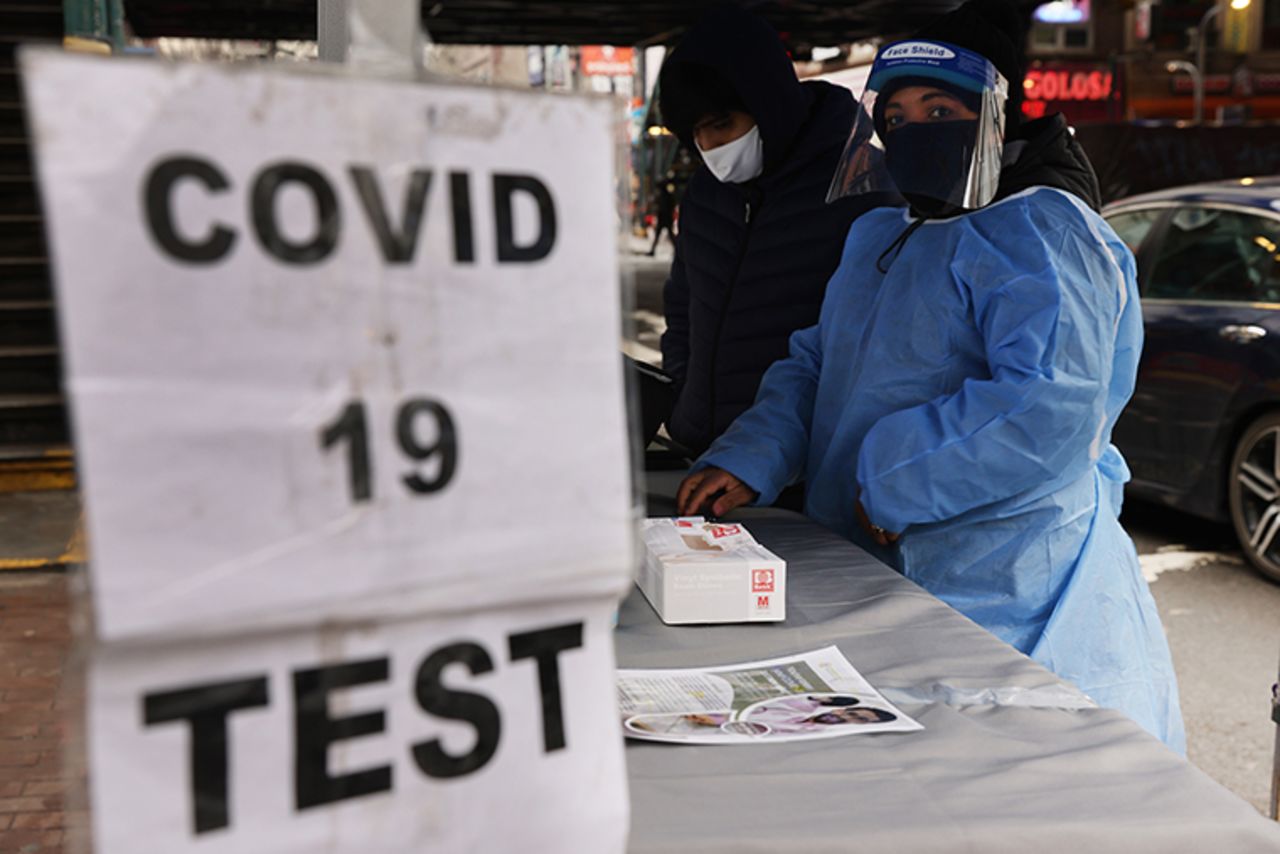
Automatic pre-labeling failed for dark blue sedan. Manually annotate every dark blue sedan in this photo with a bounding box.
[1104,178,1280,583]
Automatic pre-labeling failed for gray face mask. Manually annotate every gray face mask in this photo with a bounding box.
[697,125,764,184]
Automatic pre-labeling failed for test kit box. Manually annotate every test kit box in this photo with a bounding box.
[638,518,785,624]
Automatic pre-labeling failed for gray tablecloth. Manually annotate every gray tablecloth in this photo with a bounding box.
[621,486,1280,853]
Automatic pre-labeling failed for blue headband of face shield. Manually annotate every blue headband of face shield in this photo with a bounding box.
[867,39,1004,98]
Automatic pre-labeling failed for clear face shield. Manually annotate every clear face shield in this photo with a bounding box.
[827,40,1008,216]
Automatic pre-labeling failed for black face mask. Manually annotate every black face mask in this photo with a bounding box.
[883,120,978,218]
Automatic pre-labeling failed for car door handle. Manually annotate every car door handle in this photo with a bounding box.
[1219,324,1267,343]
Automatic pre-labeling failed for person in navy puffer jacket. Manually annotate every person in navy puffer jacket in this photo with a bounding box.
[657,6,895,458]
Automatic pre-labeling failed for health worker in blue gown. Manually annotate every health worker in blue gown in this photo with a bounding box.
[676,0,1185,753]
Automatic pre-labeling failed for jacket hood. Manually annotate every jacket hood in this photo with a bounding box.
[763,80,855,185]
[995,114,1102,212]
[661,6,813,173]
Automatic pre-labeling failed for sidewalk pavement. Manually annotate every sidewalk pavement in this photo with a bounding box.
[0,570,83,854]
[0,492,83,572]
[621,229,675,261]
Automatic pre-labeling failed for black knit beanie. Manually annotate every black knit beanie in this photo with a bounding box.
[913,0,1027,136]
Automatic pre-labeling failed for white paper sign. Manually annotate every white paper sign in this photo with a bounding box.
[20,51,635,643]
[89,600,628,853]
[23,47,636,854]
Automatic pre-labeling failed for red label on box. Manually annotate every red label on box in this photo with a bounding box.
[708,524,742,539]
[756,594,771,609]
[751,569,775,593]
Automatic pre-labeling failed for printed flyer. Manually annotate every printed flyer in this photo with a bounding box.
[617,646,923,744]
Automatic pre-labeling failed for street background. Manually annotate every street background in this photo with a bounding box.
[0,2,1276,850]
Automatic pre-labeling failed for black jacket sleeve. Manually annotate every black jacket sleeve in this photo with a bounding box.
[660,240,691,386]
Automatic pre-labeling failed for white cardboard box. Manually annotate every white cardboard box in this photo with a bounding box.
[638,518,786,624]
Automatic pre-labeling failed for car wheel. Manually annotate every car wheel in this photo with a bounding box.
[1228,413,1280,583]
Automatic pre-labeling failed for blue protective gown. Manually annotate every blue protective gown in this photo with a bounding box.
[698,186,1186,752]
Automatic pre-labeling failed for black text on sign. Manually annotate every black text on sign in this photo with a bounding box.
[143,157,558,266]
[142,622,585,835]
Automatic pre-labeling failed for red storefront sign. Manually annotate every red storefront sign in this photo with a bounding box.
[581,45,634,76]
[1022,63,1118,123]
[1025,68,1113,102]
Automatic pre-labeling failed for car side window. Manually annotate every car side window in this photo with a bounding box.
[1146,207,1280,303]
[1104,208,1161,255]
